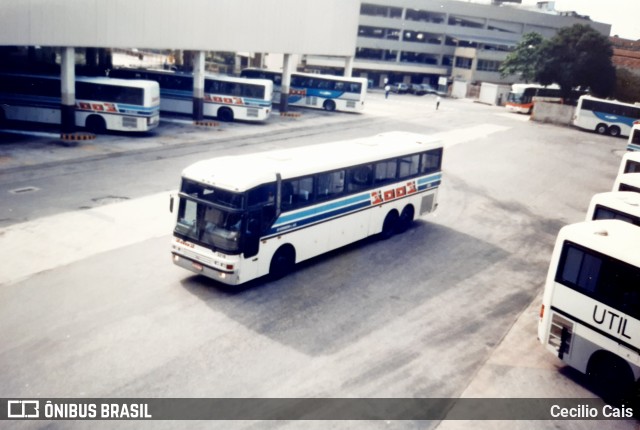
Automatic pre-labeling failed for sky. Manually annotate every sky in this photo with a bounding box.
[523,0,640,40]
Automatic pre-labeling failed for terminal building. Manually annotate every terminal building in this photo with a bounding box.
[304,0,611,88]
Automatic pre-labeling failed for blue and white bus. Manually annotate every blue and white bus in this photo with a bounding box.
[240,68,367,112]
[170,131,442,285]
[0,73,160,133]
[110,68,273,122]
[573,95,640,137]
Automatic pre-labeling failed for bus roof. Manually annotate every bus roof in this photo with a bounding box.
[587,191,640,220]
[578,94,640,109]
[0,72,158,90]
[613,172,640,191]
[182,131,442,192]
[242,68,367,83]
[77,75,159,89]
[558,220,640,267]
[112,67,272,87]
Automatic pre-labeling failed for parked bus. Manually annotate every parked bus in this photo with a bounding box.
[505,84,562,114]
[240,68,367,112]
[538,220,640,401]
[573,95,640,137]
[613,173,640,194]
[619,151,640,176]
[628,123,640,151]
[170,131,443,285]
[110,68,273,122]
[586,192,640,226]
[0,72,160,133]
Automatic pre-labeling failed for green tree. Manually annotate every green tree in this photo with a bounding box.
[499,32,544,83]
[614,68,640,103]
[536,24,616,98]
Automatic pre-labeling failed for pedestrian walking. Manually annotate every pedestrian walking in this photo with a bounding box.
[436,95,441,110]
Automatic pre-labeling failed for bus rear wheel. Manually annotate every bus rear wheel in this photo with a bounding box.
[609,126,621,137]
[323,100,336,112]
[218,107,234,122]
[86,115,106,134]
[595,123,608,135]
[269,245,295,281]
[397,205,415,233]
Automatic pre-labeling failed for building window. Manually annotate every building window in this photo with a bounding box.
[477,60,501,71]
[455,57,473,69]
[360,3,402,19]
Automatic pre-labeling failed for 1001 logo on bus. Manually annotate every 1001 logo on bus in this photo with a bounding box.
[371,180,417,205]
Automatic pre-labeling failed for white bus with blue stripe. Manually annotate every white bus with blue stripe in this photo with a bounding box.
[110,68,272,122]
[241,68,367,112]
[0,73,160,133]
[170,131,442,285]
[573,95,640,138]
[538,220,640,403]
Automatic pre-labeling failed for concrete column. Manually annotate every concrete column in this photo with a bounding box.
[192,50,205,122]
[280,53,293,112]
[60,47,75,134]
[344,56,354,77]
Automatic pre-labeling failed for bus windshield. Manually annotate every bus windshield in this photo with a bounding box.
[174,179,245,252]
[175,198,243,252]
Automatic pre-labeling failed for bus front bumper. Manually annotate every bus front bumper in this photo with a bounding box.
[172,252,241,285]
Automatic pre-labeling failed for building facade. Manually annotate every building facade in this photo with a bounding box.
[305,0,611,88]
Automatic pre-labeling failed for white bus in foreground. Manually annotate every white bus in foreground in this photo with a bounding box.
[586,192,640,226]
[613,173,640,194]
[0,73,160,133]
[170,131,443,285]
[628,124,640,151]
[240,68,367,112]
[110,68,273,122]
[573,95,640,137]
[538,220,640,401]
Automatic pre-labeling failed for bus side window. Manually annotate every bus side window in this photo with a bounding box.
[281,177,314,210]
[421,148,443,174]
[374,160,397,186]
[347,165,373,192]
[398,155,420,179]
[316,170,345,201]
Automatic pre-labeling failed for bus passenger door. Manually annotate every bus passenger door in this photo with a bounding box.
[243,210,262,259]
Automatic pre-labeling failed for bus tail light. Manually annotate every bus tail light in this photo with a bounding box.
[226,264,234,271]
[539,304,545,319]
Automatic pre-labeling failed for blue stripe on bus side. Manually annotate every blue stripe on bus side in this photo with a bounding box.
[594,112,637,127]
[628,143,640,151]
[1,94,158,117]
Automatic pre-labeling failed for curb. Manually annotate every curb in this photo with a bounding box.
[194,120,219,127]
[60,133,96,141]
[280,112,302,118]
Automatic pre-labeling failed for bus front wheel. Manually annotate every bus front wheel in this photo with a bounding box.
[587,351,634,404]
[595,123,608,135]
[323,100,336,112]
[609,126,621,137]
[269,245,296,281]
[218,107,234,122]
[86,115,106,134]
[380,210,399,240]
